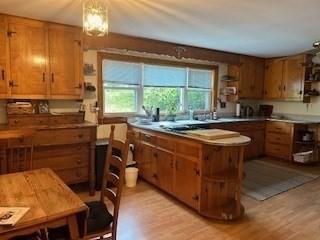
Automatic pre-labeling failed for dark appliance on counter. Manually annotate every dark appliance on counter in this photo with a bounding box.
[258,105,273,117]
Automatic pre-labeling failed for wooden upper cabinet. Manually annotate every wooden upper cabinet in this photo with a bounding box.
[264,59,283,99]
[237,56,264,99]
[0,16,8,98]
[238,56,254,98]
[264,54,305,101]
[48,24,83,99]
[7,17,48,99]
[282,54,305,101]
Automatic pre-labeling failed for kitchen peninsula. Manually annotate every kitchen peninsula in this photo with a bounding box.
[130,120,250,220]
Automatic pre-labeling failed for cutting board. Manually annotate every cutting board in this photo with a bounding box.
[185,129,240,140]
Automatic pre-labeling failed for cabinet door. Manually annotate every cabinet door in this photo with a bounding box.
[156,148,174,194]
[174,157,200,209]
[7,17,48,98]
[0,16,8,98]
[264,59,283,99]
[282,54,304,100]
[138,143,157,184]
[252,58,265,99]
[48,24,83,99]
[243,130,265,159]
[239,56,254,98]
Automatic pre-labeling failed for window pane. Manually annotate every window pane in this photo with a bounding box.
[103,60,141,86]
[143,87,182,113]
[188,69,213,89]
[144,65,186,87]
[104,88,137,113]
[187,90,210,110]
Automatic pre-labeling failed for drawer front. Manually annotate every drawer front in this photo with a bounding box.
[266,133,291,145]
[34,128,92,146]
[221,122,265,132]
[140,132,156,145]
[50,115,84,125]
[7,137,33,147]
[267,121,292,134]
[55,167,89,184]
[33,144,89,170]
[157,135,174,152]
[265,142,291,159]
[176,142,200,160]
[8,116,49,127]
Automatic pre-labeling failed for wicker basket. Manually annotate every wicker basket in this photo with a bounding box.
[7,103,33,115]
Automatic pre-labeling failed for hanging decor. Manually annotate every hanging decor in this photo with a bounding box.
[83,0,108,37]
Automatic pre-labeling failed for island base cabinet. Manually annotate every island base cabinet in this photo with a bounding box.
[174,156,200,209]
[132,127,246,221]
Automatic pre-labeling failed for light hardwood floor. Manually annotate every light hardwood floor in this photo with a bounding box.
[76,160,320,240]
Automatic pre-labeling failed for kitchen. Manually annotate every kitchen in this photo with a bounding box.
[0,1,320,240]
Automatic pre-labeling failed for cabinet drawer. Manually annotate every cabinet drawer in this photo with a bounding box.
[140,132,156,145]
[55,167,88,184]
[33,144,89,170]
[34,128,92,146]
[267,121,292,134]
[265,142,291,159]
[50,115,84,125]
[176,142,200,160]
[157,135,174,152]
[8,116,49,127]
[266,133,291,145]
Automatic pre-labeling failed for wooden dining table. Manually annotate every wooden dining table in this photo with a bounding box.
[0,168,88,240]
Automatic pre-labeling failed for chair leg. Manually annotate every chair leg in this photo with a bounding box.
[40,229,48,240]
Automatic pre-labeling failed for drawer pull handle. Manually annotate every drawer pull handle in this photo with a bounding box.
[78,134,83,138]
[77,160,82,164]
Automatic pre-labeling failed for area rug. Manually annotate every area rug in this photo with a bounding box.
[243,160,319,201]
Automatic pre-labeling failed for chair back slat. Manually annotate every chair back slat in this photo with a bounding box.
[107,172,120,189]
[0,130,35,173]
[104,188,117,204]
[109,155,122,171]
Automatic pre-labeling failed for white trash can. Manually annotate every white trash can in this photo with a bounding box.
[125,167,139,188]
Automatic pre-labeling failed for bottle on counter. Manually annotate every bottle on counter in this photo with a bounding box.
[235,101,241,117]
[213,107,218,120]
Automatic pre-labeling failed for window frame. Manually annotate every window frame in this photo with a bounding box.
[97,52,219,122]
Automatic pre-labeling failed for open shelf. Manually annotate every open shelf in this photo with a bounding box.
[305,80,320,84]
[295,141,316,146]
[201,199,244,220]
[203,168,239,183]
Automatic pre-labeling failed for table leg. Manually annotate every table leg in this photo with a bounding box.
[89,141,96,196]
[68,215,80,240]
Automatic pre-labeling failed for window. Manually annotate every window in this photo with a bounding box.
[102,59,214,115]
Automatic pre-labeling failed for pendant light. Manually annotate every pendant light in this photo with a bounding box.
[83,0,108,37]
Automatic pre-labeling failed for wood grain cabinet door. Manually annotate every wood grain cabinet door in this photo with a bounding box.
[238,56,254,98]
[252,58,265,99]
[282,54,305,101]
[264,59,284,99]
[48,24,83,99]
[139,143,157,184]
[155,148,174,194]
[174,157,200,209]
[7,17,48,98]
[0,16,8,98]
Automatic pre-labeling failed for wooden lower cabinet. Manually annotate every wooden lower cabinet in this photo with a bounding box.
[215,121,265,160]
[135,130,201,210]
[174,156,200,209]
[132,127,245,220]
[156,148,174,194]
[265,121,294,161]
[7,114,96,194]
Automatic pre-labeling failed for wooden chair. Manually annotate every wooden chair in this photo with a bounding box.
[48,125,130,240]
[0,129,35,174]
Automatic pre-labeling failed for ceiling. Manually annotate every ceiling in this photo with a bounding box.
[0,0,319,58]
